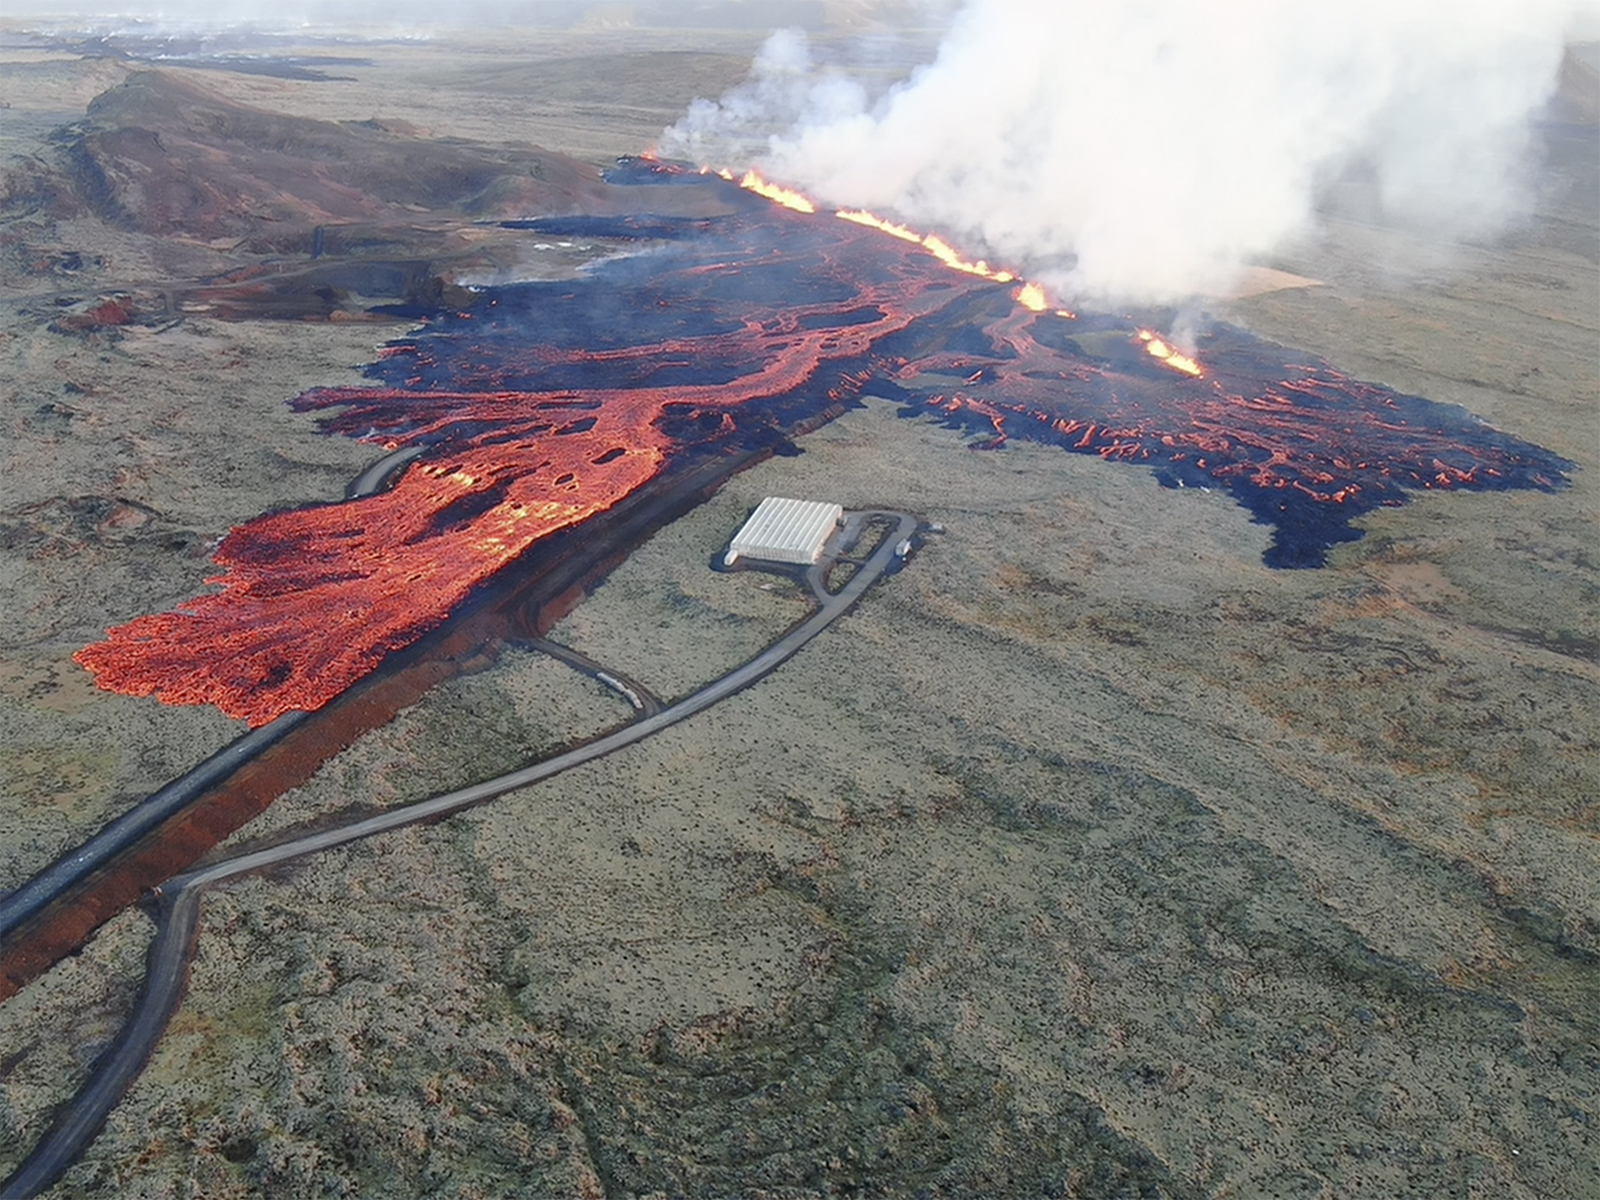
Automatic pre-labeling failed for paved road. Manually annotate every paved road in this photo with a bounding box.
[518,636,663,716]
[343,444,426,499]
[0,446,432,941]
[1,511,917,1200]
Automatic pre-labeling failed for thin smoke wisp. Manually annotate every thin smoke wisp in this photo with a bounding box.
[664,0,1582,303]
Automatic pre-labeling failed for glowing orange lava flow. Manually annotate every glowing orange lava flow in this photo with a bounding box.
[75,422,665,724]
[74,155,1570,725]
[834,206,1019,283]
[835,208,922,243]
[744,186,1036,293]
[739,169,816,213]
[1014,282,1048,312]
[1138,329,1204,377]
[74,187,935,726]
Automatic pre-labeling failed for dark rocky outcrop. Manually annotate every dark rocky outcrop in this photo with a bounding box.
[46,69,610,245]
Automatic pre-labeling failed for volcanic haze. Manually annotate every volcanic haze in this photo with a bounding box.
[666,0,1588,303]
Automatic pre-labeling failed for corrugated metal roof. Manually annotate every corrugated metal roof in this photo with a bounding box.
[727,496,842,565]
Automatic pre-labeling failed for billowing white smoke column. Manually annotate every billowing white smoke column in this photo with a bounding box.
[665,1,1580,303]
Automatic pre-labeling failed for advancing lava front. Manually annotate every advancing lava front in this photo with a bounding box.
[76,160,1570,726]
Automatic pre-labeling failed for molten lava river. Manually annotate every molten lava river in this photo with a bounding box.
[76,159,1570,726]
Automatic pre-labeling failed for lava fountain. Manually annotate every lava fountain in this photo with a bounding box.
[76,160,1570,727]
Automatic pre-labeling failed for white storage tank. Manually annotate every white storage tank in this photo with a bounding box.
[724,497,842,566]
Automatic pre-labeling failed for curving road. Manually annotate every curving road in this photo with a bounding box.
[0,444,434,941]
[0,712,309,941]
[517,636,663,716]
[343,444,427,500]
[1,511,918,1200]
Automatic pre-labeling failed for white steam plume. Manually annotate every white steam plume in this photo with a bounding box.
[664,1,1583,304]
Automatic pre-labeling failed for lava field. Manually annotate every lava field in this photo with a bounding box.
[76,158,1571,725]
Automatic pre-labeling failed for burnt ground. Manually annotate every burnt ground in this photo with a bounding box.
[0,21,1596,1200]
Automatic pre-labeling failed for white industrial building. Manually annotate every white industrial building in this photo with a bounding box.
[724,496,842,566]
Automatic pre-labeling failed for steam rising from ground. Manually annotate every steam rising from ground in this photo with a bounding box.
[665,1,1583,303]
